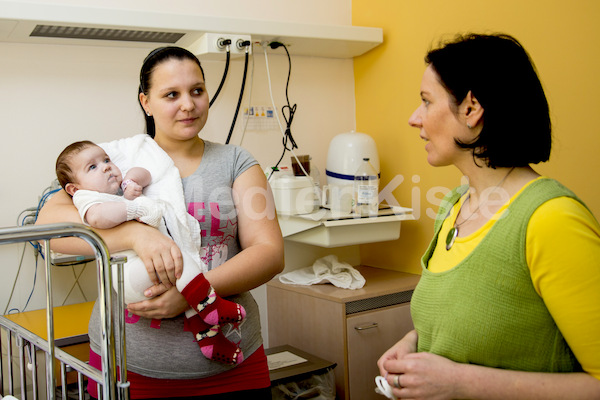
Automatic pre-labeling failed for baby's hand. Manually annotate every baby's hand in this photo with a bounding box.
[122,179,143,200]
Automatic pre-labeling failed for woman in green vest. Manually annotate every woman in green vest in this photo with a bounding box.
[378,33,600,399]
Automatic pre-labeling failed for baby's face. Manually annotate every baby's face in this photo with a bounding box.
[71,146,123,194]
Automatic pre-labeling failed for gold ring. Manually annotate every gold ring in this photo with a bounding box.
[394,374,401,389]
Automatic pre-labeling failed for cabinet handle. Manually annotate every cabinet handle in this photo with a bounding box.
[354,322,378,331]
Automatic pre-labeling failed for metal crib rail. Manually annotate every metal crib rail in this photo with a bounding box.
[0,223,129,400]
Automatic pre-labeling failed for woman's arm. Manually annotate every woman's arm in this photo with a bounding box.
[204,164,284,296]
[36,189,182,286]
[382,352,600,400]
[528,198,600,380]
[378,292,600,400]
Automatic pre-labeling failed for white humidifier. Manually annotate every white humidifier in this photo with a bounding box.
[325,130,380,186]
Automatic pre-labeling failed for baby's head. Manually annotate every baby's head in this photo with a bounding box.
[56,141,123,197]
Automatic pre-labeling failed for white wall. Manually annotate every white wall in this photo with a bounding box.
[0,0,358,345]
[36,0,352,26]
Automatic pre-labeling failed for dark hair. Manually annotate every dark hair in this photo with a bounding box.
[138,46,205,138]
[426,33,551,168]
[56,140,96,190]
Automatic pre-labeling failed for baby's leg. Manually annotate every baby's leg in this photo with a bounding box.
[186,315,243,365]
[176,249,203,290]
[177,250,202,318]
[180,273,246,325]
[112,250,154,304]
[155,220,244,324]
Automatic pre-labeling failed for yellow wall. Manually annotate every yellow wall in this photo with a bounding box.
[352,0,600,274]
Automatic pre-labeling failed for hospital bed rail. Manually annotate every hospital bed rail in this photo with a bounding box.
[0,223,129,400]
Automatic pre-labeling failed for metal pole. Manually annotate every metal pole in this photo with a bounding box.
[7,331,14,395]
[31,343,39,400]
[43,239,56,400]
[17,336,27,400]
[114,258,129,400]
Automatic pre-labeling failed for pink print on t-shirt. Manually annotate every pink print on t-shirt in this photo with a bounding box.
[187,202,237,267]
[188,202,225,237]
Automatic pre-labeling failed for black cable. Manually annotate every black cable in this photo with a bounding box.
[226,42,251,144]
[267,42,297,173]
[209,44,231,108]
[270,42,293,107]
[268,148,288,182]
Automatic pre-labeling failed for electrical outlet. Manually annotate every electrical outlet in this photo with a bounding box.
[188,33,252,60]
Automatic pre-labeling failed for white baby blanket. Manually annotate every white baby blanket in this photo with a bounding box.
[100,135,207,306]
[279,255,365,289]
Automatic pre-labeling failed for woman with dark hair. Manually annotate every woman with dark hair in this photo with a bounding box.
[37,46,284,399]
[378,34,600,399]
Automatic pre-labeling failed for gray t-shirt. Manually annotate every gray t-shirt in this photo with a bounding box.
[88,140,262,379]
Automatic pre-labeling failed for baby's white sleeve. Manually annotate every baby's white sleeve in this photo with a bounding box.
[72,190,125,225]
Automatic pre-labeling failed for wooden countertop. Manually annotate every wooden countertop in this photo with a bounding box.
[267,265,420,303]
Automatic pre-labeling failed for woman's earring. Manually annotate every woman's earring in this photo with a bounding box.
[146,111,151,117]
[466,122,472,129]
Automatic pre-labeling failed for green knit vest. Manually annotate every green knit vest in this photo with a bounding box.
[411,178,582,372]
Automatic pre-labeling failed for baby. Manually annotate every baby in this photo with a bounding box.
[56,140,162,229]
[56,141,247,365]
[56,140,166,304]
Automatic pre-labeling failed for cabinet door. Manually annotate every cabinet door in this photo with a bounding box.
[346,303,413,400]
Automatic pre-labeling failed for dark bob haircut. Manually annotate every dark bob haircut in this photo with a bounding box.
[138,46,205,138]
[426,33,551,168]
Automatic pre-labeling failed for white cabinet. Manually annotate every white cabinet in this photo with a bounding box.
[267,266,419,400]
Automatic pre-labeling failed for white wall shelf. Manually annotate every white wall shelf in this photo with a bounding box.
[278,206,414,247]
[0,0,383,58]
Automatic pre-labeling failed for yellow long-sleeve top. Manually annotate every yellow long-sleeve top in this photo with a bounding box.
[428,177,600,379]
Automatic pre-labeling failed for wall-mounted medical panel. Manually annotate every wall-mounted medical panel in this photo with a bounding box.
[0,0,383,58]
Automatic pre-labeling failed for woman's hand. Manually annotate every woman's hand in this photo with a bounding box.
[382,351,461,400]
[378,330,461,400]
[130,225,183,288]
[378,329,418,376]
[126,286,189,319]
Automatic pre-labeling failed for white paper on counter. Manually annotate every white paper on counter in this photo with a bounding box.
[267,351,308,370]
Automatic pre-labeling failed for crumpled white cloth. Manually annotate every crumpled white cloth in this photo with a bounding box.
[279,255,365,289]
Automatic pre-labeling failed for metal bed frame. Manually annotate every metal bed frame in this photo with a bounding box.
[0,223,129,400]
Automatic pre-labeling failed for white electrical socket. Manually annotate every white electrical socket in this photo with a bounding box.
[188,33,252,60]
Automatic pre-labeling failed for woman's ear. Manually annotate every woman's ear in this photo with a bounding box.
[139,92,151,116]
[463,91,484,129]
[65,183,78,197]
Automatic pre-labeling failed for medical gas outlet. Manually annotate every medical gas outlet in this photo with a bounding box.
[189,33,252,60]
